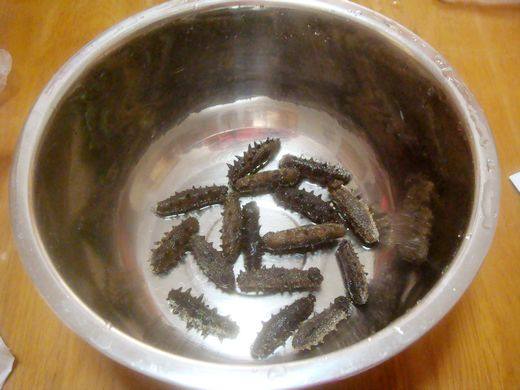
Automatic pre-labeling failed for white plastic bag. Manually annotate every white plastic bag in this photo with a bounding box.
[0,337,14,388]
[0,49,12,94]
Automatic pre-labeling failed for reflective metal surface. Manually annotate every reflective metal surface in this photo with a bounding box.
[10,1,500,388]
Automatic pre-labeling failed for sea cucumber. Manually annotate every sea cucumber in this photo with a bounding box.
[292,296,353,351]
[233,168,300,195]
[336,240,369,305]
[221,192,242,263]
[150,217,199,275]
[273,187,341,224]
[228,138,281,186]
[251,295,315,359]
[155,185,228,217]
[396,175,435,263]
[279,154,351,186]
[167,287,239,339]
[330,183,379,245]
[237,266,323,294]
[241,201,263,271]
[262,223,346,254]
[189,235,235,292]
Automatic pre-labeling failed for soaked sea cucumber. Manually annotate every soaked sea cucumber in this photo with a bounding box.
[251,295,315,359]
[241,201,263,271]
[228,138,281,186]
[155,185,228,217]
[148,138,390,348]
[273,187,341,224]
[221,192,242,263]
[330,183,379,245]
[396,175,435,263]
[279,154,351,186]
[150,217,199,275]
[336,240,369,305]
[167,287,239,339]
[233,168,300,195]
[262,223,346,254]
[237,266,323,294]
[189,235,235,292]
[292,296,353,351]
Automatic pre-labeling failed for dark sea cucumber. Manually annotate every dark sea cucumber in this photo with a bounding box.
[396,175,435,263]
[167,287,239,340]
[228,138,281,186]
[155,185,228,217]
[233,168,300,195]
[251,295,315,359]
[279,155,351,186]
[273,187,341,224]
[150,217,199,275]
[241,201,263,271]
[262,223,346,254]
[189,235,235,292]
[403,175,435,207]
[330,183,379,245]
[237,266,323,294]
[336,240,369,305]
[221,192,242,263]
[292,296,353,351]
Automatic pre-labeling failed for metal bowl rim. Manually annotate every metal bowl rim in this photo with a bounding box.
[9,0,500,388]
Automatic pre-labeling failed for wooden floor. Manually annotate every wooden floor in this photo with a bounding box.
[0,1,518,388]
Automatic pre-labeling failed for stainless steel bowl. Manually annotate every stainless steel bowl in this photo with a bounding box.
[10,0,500,388]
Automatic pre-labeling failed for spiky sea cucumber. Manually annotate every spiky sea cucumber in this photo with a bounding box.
[330,183,379,245]
[237,266,323,294]
[150,217,199,275]
[228,138,281,186]
[155,185,228,217]
[251,295,315,359]
[241,201,263,271]
[273,187,341,224]
[167,287,239,339]
[189,235,235,292]
[221,192,242,263]
[336,240,369,305]
[279,154,351,186]
[292,296,353,351]
[396,175,435,263]
[262,223,346,254]
[233,168,300,195]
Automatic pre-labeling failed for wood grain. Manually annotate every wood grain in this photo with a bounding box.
[0,1,518,388]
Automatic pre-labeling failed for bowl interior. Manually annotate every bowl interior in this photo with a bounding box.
[32,5,474,364]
